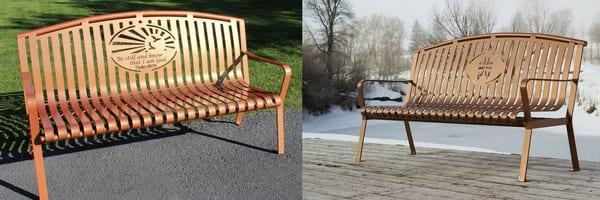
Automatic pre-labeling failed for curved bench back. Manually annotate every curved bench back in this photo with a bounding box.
[407,33,586,110]
[17,11,248,103]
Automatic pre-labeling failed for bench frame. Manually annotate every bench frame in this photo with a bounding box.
[354,33,586,182]
[18,11,291,199]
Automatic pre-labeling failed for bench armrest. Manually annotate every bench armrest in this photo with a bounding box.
[243,51,292,104]
[519,78,578,123]
[21,71,39,120]
[22,72,35,97]
[356,79,420,108]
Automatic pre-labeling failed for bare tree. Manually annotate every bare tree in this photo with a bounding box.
[352,15,405,78]
[429,14,451,43]
[589,22,600,62]
[509,12,525,32]
[431,0,496,39]
[380,17,405,76]
[409,20,428,52]
[305,0,354,79]
[512,0,573,35]
[304,0,362,113]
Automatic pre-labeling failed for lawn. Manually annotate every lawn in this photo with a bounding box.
[0,0,302,107]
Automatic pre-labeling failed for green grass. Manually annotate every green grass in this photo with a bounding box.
[0,0,301,107]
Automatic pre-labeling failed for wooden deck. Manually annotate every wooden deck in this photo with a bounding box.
[303,138,600,200]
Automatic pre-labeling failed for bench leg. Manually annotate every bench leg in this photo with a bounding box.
[276,105,285,155]
[235,113,244,126]
[355,116,367,162]
[404,120,416,155]
[31,142,49,200]
[566,118,580,171]
[519,127,533,182]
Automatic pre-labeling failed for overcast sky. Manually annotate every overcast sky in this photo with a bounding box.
[348,0,600,39]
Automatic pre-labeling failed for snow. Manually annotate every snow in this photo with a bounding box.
[304,63,600,162]
[578,63,600,117]
[303,132,506,154]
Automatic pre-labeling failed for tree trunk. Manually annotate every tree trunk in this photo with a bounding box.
[326,18,335,79]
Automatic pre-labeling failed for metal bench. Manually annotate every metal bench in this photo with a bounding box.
[355,33,586,182]
[17,11,291,199]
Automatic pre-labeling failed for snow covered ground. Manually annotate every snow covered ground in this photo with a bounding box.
[303,63,600,162]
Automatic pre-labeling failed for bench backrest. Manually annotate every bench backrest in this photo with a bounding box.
[18,11,249,104]
[406,33,586,110]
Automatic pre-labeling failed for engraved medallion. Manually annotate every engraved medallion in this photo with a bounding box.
[108,24,177,72]
[465,51,505,85]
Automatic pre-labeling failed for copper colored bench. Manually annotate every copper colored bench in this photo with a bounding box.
[355,33,586,182]
[18,11,291,199]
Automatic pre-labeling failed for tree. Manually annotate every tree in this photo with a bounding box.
[304,0,361,113]
[409,20,428,52]
[509,12,525,32]
[379,17,405,76]
[305,0,354,79]
[511,0,573,35]
[589,22,600,62]
[352,15,406,78]
[431,0,496,39]
[429,14,450,43]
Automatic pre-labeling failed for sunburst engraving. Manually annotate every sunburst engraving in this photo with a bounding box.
[465,51,505,85]
[108,24,177,72]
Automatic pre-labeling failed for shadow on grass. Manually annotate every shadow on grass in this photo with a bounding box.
[0,13,88,31]
[2,0,301,55]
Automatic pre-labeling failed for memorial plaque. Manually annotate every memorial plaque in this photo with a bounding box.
[108,24,178,72]
[465,51,505,85]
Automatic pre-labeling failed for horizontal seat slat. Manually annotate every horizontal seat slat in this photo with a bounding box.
[37,81,279,143]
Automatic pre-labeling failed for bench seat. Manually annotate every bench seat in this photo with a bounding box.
[37,80,281,142]
[364,104,522,125]
[363,102,562,125]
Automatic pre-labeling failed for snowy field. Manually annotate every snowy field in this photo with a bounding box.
[303,63,600,162]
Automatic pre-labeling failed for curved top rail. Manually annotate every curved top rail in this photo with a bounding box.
[17,10,242,38]
[416,32,587,52]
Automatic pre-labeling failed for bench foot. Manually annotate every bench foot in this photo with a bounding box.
[404,120,416,155]
[276,106,285,155]
[235,113,244,126]
[31,142,49,200]
[519,128,533,182]
[566,119,580,171]
[355,116,368,162]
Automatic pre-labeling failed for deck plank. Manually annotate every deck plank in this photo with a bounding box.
[303,138,600,200]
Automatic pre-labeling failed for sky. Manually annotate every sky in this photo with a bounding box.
[348,0,600,39]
